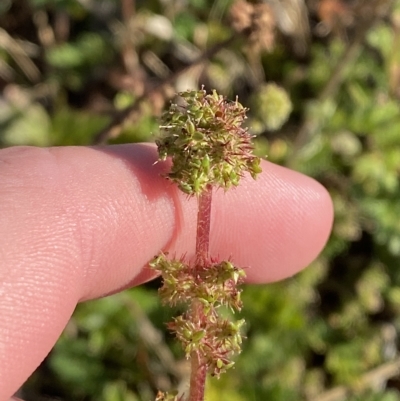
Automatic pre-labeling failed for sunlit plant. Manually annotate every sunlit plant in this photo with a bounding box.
[150,88,261,401]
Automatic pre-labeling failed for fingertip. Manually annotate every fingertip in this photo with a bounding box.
[207,160,334,282]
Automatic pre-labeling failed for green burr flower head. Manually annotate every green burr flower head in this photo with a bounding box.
[157,88,262,195]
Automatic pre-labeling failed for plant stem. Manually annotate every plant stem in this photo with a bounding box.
[188,312,207,401]
[195,185,213,267]
[188,185,213,401]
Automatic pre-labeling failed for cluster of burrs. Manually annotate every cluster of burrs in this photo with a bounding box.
[150,254,246,377]
[156,88,261,195]
[151,88,261,401]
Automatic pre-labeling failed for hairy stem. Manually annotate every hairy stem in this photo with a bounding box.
[188,186,212,401]
[195,185,213,267]
[188,324,207,401]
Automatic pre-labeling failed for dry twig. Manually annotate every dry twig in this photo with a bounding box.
[91,34,238,144]
[314,356,400,401]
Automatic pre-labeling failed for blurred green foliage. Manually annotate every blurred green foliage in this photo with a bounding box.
[3,0,400,400]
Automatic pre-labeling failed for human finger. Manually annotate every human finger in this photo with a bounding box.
[0,144,332,399]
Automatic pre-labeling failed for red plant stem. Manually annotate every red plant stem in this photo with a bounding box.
[188,185,212,401]
[188,339,207,401]
[195,185,213,267]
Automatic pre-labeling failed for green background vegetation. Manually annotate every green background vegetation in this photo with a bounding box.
[3,0,400,400]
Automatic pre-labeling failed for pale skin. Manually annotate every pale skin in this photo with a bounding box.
[0,144,334,401]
